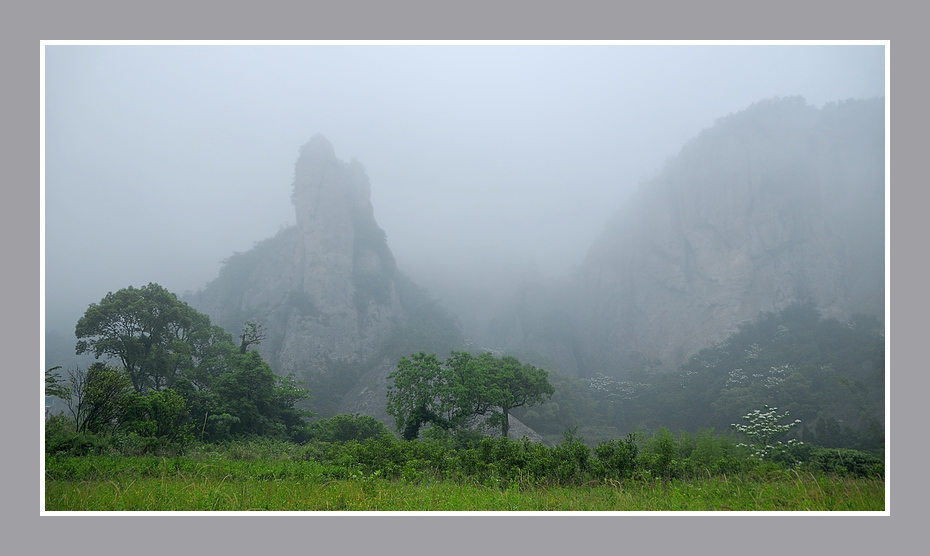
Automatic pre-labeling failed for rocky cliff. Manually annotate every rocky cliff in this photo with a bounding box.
[493,97,885,376]
[189,135,425,419]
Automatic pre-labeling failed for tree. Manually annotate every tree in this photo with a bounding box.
[75,283,220,392]
[73,284,313,442]
[386,351,554,440]
[238,320,267,354]
[45,365,69,400]
[731,405,802,460]
[64,363,134,434]
[386,352,454,440]
[210,350,312,440]
[483,355,555,439]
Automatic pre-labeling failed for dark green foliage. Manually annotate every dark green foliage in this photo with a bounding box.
[512,303,884,451]
[121,388,194,443]
[64,284,315,448]
[75,283,224,393]
[593,433,639,479]
[66,363,134,434]
[808,447,884,478]
[307,414,391,443]
[386,351,555,440]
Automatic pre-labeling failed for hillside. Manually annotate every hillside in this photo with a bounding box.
[490,97,885,377]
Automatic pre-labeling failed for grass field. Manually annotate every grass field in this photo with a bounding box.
[44,455,885,512]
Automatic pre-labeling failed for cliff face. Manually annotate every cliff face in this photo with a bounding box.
[188,135,407,412]
[495,97,885,375]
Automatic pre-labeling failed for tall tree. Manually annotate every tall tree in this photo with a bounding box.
[75,283,224,392]
[484,356,555,439]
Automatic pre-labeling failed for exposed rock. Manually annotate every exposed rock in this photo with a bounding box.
[188,134,409,414]
[494,97,885,375]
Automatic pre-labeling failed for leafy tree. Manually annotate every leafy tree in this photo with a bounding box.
[210,350,312,440]
[482,355,555,439]
[121,388,194,442]
[386,352,457,440]
[386,351,554,440]
[73,285,313,442]
[75,283,219,392]
[307,413,391,443]
[65,363,134,434]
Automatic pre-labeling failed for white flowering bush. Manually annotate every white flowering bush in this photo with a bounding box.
[731,405,802,460]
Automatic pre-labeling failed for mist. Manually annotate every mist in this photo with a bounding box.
[43,42,886,341]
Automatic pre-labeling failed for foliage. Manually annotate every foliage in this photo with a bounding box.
[386,351,554,440]
[45,419,886,513]
[66,284,314,446]
[121,388,194,443]
[511,303,884,452]
[45,365,70,400]
[64,363,134,434]
[307,414,392,443]
[75,283,228,392]
[481,354,555,438]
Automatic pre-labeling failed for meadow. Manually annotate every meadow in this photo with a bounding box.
[44,433,885,512]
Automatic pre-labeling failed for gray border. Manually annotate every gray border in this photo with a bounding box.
[10,0,919,551]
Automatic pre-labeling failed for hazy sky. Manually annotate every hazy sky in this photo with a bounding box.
[43,42,886,329]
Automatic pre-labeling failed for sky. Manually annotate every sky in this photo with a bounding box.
[43,42,887,332]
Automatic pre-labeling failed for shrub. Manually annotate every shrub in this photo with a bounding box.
[307,414,392,443]
[593,433,639,479]
[809,447,884,478]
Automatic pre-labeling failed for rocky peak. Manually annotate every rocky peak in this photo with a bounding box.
[189,134,405,384]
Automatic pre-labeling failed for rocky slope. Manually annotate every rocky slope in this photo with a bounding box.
[493,97,885,376]
[189,135,419,420]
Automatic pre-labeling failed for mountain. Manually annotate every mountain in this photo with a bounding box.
[491,97,885,377]
[187,135,459,419]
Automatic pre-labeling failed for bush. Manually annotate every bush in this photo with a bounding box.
[808,447,884,478]
[307,414,392,443]
[593,433,639,479]
[553,430,591,484]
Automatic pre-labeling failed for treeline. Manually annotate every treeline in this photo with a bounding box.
[46,283,315,449]
[512,303,885,453]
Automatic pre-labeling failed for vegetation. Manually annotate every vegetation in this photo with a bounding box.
[45,288,885,512]
[513,303,885,451]
[45,427,884,511]
[386,351,554,440]
[50,284,315,445]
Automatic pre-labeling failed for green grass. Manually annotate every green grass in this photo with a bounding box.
[45,455,884,512]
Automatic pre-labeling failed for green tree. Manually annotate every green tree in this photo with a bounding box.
[65,363,134,434]
[121,388,194,442]
[386,351,554,440]
[74,283,219,392]
[386,352,454,440]
[210,350,311,440]
[483,355,555,439]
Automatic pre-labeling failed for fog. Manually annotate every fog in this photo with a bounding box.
[43,43,885,335]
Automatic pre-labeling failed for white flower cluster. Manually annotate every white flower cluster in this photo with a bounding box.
[725,362,795,389]
[584,373,648,400]
[764,363,795,389]
[731,405,802,460]
[726,368,747,387]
